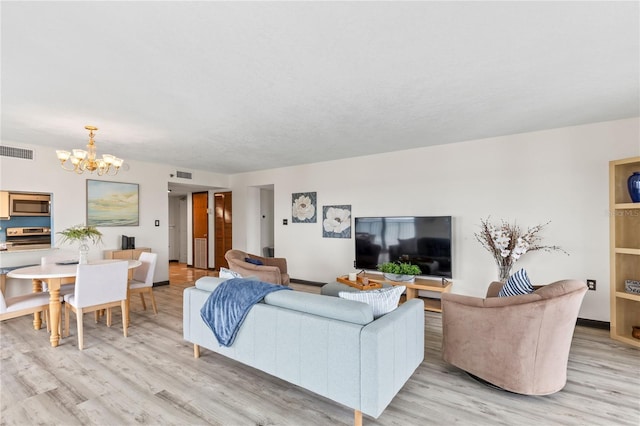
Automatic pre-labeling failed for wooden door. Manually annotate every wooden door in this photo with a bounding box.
[192,192,208,269]
[214,191,232,270]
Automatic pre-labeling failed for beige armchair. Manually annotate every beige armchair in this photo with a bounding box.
[441,279,587,395]
[224,249,290,286]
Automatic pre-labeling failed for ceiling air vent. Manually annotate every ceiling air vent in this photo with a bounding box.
[176,171,192,179]
[0,145,34,160]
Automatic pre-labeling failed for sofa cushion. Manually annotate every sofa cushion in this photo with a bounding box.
[245,257,264,265]
[220,267,242,279]
[195,275,263,292]
[195,276,229,292]
[321,281,394,297]
[499,268,534,297]
[264,290,374,325]
[338,286,405,318]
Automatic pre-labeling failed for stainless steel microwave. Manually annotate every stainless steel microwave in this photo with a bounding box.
[9,193,51,216]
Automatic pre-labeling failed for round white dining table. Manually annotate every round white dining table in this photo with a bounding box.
[7,259,141,347]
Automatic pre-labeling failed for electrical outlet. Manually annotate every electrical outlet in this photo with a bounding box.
[587,279,596,291]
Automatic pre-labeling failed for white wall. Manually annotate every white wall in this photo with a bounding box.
[2,118,638,319]
[230,118,640,321]
[0,142,229,295]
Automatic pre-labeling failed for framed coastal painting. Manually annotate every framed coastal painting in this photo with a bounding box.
[292,192,317,223]
[86,180,139,226]
[322,205,351,238]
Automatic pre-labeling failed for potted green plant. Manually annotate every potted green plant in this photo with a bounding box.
[377,261,421,283]
[57,224,103,264]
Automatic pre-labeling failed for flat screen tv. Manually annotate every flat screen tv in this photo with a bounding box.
[354,216,452,278]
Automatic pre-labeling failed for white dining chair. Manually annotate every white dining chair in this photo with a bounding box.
[129,252,158,314]
[0,289,55,331]
[63,261,129,350]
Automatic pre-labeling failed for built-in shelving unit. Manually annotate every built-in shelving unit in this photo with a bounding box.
[609,156,640,348]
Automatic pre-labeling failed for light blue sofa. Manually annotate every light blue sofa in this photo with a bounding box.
[183,277,424,425]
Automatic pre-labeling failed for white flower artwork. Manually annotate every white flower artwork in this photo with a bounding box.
[291,192,317,223]
[322,205,351,238]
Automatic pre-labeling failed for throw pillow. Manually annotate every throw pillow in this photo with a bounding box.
[219,267,242,279]
[338,285,405,318]
[498,268,534,297]
[245,257,264,266]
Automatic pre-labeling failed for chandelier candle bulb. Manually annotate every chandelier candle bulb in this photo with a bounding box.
[56,150,70,161]
[73,149,87,159]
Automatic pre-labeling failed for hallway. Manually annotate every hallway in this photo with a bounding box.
[168,261,319,294]
[168,262,217,286]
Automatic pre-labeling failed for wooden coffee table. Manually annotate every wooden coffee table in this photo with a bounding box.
[348,272,453,313]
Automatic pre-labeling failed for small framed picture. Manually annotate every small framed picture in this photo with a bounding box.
[322,205,351,238]
[292,192,317,223]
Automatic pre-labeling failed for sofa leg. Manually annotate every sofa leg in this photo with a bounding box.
[354,410,362,426]
[194,344,200,358]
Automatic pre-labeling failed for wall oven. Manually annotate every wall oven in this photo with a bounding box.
[5,227,52,250]
[9,193,51,216]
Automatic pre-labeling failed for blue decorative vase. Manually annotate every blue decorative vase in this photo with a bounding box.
[629,172,640,203]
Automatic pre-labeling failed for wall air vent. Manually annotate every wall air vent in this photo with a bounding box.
[176,171,193,179]
[0,145,34,160]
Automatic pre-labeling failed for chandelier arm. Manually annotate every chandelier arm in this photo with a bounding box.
[59,160,78,172]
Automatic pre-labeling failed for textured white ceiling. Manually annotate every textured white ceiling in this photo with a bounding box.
[2,1,638,174]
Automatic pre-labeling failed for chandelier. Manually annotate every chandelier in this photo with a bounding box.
[56,125,124,175]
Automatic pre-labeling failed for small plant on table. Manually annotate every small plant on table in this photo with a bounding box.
[378,261,421,283]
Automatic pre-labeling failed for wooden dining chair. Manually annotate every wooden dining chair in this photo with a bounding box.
[129,252,158,314]
[63,261,129,350]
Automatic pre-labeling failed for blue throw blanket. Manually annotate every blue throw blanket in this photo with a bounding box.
[200,278,291,347]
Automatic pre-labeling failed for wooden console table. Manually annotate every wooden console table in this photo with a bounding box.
[104,247,151,260]
[358,272,452,313]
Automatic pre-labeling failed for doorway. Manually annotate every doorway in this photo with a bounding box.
[192,192,208,269]
[168,183,232,273]
[214,191,232,270]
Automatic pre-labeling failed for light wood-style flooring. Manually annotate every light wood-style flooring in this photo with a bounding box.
[1,264,638,425]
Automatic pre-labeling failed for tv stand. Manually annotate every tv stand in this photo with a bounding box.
[361,272,453,313]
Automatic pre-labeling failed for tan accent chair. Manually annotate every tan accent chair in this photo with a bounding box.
[224,249,290,286]
[441,279,588,395]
